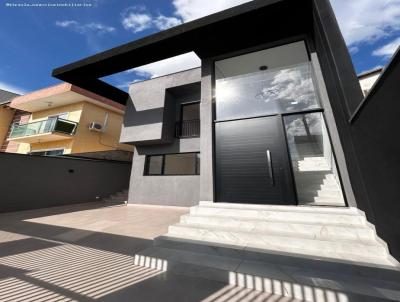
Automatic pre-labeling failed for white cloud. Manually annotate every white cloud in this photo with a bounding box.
[122,6,182,33]
[349,46,359,54]
[127,52,201,78]
[329,0,400,46]
[372,37,400,57]
[121,10,153,33]
[154,15,182,30]
[55,20,115,34]
[0,81,26,95]
[172,0,251,22]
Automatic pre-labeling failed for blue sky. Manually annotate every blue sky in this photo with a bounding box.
[0,0,399,95]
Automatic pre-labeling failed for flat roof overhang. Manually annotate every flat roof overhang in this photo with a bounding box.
[11,83,125,114]
[52,0,313,105]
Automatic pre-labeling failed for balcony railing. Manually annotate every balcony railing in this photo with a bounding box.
[175,119,200,138]
[9,117,78,139]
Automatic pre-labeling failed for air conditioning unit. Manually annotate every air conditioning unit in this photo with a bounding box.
[88,122,103,132]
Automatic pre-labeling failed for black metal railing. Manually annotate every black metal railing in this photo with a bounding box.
[9,117,78,139]
[175,119,200,138]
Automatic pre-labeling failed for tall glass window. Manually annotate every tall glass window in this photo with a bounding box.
[284,112,345,206]
[215,41,321,120]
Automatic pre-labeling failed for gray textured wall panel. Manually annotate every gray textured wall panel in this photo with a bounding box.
[128,148,200,207]
[0,153,131,213]
[120,68,201,145]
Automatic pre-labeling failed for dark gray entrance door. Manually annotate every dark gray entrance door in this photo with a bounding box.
[215,115,296,204]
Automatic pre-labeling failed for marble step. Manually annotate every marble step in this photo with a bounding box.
[180,214,375,241]
[300,196,346,206]
[198,201,355,214]
[297,182,341,191]
[154,236,399,274]
[298,188,343,198]
[294,172,337,181]
[133,241,400,301]
[167,224,387,260]
[295,164,332,172]
[191,206,365,226]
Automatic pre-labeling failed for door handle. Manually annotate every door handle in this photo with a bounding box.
[266,150,275,186]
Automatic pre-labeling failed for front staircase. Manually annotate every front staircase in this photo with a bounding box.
[134,202,400,301]
[293,156,345,206]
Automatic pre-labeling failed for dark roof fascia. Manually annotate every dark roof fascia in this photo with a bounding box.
[52,0,309,104]
[52,0,283,78]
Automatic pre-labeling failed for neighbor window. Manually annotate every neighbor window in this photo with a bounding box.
[30,149,64,156]
[145,153,200,175]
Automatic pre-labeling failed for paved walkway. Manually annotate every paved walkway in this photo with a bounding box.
[0,202,288,302]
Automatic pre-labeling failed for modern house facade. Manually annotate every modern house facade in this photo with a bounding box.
[52,0,400,282]
[6,83,133,157]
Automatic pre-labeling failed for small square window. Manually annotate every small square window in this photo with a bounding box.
[146,155,163,175]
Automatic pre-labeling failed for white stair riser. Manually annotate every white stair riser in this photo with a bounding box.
[167,225,386,258]
[296,184,340,192]
[198,201,358,214]
[190,207,365,226]
[180,216,375,241]
[300,197,345,206]
[298,189,342,199]
[294,174,338,182]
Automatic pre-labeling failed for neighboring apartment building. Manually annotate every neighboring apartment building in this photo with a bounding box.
[0,89,31,153]
[7,83,133,156]
[52,0,400,286]
[358,67,383,96]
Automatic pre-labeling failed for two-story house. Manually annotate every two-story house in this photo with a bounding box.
[51,0,400,295]
[7,83,133,157]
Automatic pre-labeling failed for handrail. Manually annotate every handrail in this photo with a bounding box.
[9,117,78,138]
[175,119,200,138]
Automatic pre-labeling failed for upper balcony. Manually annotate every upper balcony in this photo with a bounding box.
[175,119,200,138]
[8,117,78,143]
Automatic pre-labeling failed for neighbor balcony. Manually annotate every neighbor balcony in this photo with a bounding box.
[8,117,78,143]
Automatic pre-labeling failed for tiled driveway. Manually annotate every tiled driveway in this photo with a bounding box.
[0,202,288,302]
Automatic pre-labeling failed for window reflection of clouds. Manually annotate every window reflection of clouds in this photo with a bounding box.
[215,63,320,120]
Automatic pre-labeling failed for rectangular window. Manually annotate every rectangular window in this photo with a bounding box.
[30,149,64,156]
[145,153,200,175]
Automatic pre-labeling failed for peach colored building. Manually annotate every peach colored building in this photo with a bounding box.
[7,83,133,156]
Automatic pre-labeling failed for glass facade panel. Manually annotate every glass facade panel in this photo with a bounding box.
[216,62,320,120]
[215,41,321,121]
[284,112,345,206]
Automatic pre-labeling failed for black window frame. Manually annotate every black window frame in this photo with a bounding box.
[176,101,201,139]
[29,149,65,156]
[144,152,200,176]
